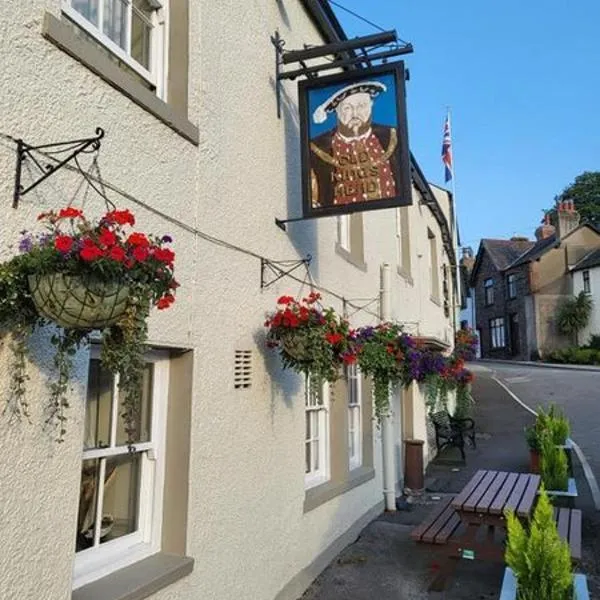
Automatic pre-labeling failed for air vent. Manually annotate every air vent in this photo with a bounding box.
[234,350,252,389]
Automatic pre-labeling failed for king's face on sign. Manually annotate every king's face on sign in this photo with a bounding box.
[308,79,400,209]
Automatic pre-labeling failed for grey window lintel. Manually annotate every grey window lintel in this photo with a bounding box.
[42,12,199,146]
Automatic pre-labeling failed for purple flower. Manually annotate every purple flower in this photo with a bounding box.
[161,235,173,243]
[18,235,33,253]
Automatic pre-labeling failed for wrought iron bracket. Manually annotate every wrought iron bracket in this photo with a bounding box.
[272,29,413,119]
[261,255,312,290]
[13,127,105,208]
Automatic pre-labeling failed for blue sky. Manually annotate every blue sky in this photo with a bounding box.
[330,0,600,250]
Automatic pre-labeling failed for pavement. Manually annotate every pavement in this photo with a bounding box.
[301,367,600,600]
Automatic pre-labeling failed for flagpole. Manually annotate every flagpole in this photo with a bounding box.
[446,108,461,335]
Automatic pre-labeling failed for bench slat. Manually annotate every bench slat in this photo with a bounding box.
[410,496,453,541]
[476,471,508,513]
[556,507,570,541]
[568,509,582,561]
[434,511,462,544]
[422,504,457,543]
[516,474,540,518]
[463,470,497,512]
[504,474,529,514]
[490,472,519,515]
[451,470,486,511]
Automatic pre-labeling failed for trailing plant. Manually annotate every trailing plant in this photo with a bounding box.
[265,292,351,385]
[505,487,573,600]
[0,207,178,442]
[454,327,478,361]
[540,433,569,492]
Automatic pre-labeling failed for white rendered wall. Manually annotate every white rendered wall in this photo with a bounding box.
[572,268,600,345]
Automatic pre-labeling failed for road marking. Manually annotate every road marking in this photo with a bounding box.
[491,375,600,511]
[503,376,531,384]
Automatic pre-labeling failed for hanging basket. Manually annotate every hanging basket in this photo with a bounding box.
[282,335,310,361]
[28,273,130,329]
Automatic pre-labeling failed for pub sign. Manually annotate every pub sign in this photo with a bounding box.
[299,62,412,219]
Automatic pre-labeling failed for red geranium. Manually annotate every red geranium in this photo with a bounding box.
[277,295,294,305]
[127,233,150,247]
[154,248,175,264]
[58,207,84,220]
[108,246,126,262]
[80,244,103,261]
[105,209,135,227]
[132,246,150,262]
[157,294,175,310]
[54,235,74,253]
[98,228,117,247]
[325,332,343,345]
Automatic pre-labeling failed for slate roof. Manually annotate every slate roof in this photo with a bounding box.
[508,234,558,267]
[482,239,535,271]
[571,248,600,272]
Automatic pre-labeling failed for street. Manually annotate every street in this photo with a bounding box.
[476,362,600,487]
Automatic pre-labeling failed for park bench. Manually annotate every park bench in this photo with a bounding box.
[430,411,476,461]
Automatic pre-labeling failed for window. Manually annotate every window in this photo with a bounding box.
[337,215,350,252]
[346,365,362,471]
[490,317,506,348]
[74,350,169,588]
[583,270,591,294]
[395,207,411,277]
[428,229,440,301]
[63,0,166,94]
[484,278,494,305]
[507,274,517,299]
[305,379,330,489]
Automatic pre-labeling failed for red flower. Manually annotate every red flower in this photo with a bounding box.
[157,294,175,310]
[127,232,149,247]
[58,207,84,220]
[98,228,117,247]
[80,244,103,261]
[154,248,175,264]
[105,209,135,226]
[54,235,74,253]
[325,332,343,345]
[342,353,357,365]
[277,295,294,305]
[272,313,283,327]
[386,345,395,354]
[108,246,126,262]
[132,246,150,262]
[82,237,96,247]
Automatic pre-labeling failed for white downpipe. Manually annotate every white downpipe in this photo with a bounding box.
[380,263,396,511]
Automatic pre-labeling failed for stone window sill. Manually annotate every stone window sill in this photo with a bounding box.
[42,12,199,146]
[304,466,375,513]
[72,553,194,600]
[335,243,368,272]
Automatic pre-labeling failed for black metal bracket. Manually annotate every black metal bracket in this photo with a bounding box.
[13,127,105,208]
[272,30,413,119]
[261,255,312,289]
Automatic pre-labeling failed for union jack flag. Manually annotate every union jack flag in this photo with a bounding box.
[441,115,453,183]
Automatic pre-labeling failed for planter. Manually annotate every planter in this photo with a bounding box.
[500,567,589,600]
[529,449,540,474]
[542,477,578,508]
[282,335,309,361]
[29,273,130,329]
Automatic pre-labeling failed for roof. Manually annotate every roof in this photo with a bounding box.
[509,234,558,267]
[572,248,600,272]
[483,239,535,270]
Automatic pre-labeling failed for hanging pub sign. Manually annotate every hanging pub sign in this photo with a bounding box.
[299,62,412,219]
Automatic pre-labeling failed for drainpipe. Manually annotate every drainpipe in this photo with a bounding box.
[380,263,396,511]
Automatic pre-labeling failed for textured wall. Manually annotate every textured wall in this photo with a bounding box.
[0,2,455,600]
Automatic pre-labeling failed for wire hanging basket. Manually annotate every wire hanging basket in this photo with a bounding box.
[28,273,130,329]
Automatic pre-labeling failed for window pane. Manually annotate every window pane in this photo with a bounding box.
[116,363,153,445]
[72,0,99,25]
[76,458,101,552]
[305,442,311,473]
[84,360,113,449]
[131,6,152,69]
[103,0,128,49]
[312,440,319,471]
[100,453,142,544]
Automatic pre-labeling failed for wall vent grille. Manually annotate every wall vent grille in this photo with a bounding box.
[234,350,252,389]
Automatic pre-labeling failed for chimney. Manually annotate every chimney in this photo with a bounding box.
[461,247,473,260]
[535,212,556,241]
[556,199,580,239]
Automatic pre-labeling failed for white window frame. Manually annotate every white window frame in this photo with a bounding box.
[337,215,351,252]
[490,317,506,349]
[347,364,362,471]
[507,273,517,299]
[62,0,168,98]
[304,379,330,489]
[73,348,170,589]
[583,270,591,294]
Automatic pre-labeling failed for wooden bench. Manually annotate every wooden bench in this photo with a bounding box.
[410,496,461,545]
[554,507,582,562]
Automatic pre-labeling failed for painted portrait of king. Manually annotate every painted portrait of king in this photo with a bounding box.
[308,79,400,209]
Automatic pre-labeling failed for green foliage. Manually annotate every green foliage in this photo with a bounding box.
[546,346,600,365]
[540,434,569,492]
[505,488,573,600]
[453,382,475,419]
[552,171,600,227]
[587,334,600,350]
[556,291,593,346]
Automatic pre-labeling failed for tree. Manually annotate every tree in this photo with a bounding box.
[556,291,593,346]
[551,171,600,226]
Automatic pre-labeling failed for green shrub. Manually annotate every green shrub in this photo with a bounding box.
[586,333,600,350]
[545,346,600,365]
[505,488,573,600]
[540,434,569,491]
[547,405,570,445]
